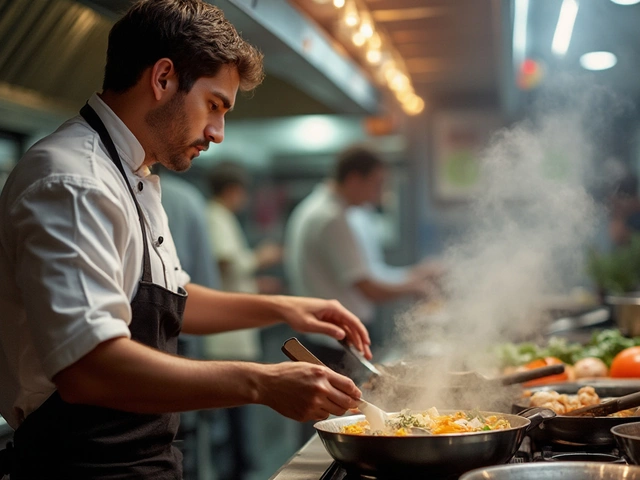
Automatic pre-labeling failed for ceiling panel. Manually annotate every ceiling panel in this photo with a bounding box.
[289,0,503,99]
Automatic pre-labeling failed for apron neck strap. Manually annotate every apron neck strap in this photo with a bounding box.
[80,103,153,283]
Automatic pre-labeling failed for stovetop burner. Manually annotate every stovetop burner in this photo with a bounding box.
[319,437,628,479]
[533,444,627,464]
[319,452,531,480]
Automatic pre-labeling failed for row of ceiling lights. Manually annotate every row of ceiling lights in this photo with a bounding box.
[526,0,637,74]
[514,0,637,89]
[315,0,425,116]
[551,0,625,71]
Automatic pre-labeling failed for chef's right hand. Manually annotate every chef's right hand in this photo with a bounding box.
[257,362,361,422]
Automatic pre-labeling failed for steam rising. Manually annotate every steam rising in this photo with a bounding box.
[372,81,634,412]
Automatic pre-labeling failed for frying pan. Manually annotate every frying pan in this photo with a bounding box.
[314,408,554,478]
[512,381,640,445]
[281,338,556,477]
[459,462,640,480]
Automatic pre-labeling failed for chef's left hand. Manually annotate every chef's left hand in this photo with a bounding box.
[276,296,372,359]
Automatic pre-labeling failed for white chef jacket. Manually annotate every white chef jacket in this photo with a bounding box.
[284,183,374,324]
[203,200,261,360]
[0,93,190,429]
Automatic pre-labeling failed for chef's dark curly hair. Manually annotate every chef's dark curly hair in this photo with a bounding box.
[103,0,264,93]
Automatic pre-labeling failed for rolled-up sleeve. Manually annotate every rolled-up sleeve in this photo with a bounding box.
[10,176,132,380]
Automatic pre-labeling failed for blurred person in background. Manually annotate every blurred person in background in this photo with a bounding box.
[348,205,443,294]
[204,161,283,480]
[204,160,283,361]
[0,1,371,478]
[284,145,438,378]
[347,204,444,342]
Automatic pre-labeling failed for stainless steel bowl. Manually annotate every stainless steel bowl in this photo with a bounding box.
[607,294,640,336]
[612,421,640,464]
[460,462,640,479]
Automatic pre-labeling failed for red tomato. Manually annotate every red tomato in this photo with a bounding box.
[610,347,640,378]
[522,357,569,386]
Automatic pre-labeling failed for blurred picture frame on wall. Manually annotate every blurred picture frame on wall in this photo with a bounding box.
[430,109,502,203]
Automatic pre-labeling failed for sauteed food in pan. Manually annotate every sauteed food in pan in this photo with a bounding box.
[525,385,639,416]
[341,407,512,436]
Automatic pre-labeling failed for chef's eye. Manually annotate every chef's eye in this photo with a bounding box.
[209,102,219,111]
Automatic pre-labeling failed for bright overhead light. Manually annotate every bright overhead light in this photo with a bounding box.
[610,0,640,4]
[333,0,345,7]
[403,95,425,116]
[352,32,365,47]
[552,0,579,56]
[344,1,359,26]
[360,21,373,38]
[580,51,617,70]
[369,32,382,50]
[366,49,382,64]
[512,0,529,68]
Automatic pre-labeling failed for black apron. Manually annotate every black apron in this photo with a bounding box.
[7,104,187,479]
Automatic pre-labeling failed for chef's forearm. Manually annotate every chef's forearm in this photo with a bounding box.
[181,283,282,334]
[53,336,265,412]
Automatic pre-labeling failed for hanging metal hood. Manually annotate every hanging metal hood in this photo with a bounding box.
[0,0,381,134]
[0,0,111,130]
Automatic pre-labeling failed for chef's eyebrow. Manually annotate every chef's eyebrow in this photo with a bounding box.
[212,90,234,112]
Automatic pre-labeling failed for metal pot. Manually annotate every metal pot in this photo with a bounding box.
[612,421,640,464]
[607,294,640,336]
[459,462,640,480]
[314,409,553,478]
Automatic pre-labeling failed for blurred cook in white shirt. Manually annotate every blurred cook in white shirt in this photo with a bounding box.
[284,145,434,374]
[205,161,283,360]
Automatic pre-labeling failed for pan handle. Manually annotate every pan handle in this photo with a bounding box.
[517,407,557,432]
[282,337,326,366]
[564,390,640,417]
[497,364,565,386]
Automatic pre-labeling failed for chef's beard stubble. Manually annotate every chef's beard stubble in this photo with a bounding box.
[145,90,206,172]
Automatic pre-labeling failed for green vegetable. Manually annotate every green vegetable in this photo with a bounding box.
[587,235,640,294]
[495,328,640,368]
[578,329,640,366]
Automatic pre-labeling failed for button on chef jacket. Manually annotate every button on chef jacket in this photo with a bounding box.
[0,93,190,429]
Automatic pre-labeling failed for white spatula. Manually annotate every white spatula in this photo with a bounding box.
[282,337,389,431]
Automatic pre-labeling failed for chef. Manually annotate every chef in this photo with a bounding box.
[0,0,370,478]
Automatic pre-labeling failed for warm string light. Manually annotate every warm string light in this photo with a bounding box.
[366,49,381,64]
[330,0,424,115]
[352,31,366,47]
[344,0,359,27]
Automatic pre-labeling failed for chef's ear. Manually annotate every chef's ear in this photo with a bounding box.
[150,58,178,101]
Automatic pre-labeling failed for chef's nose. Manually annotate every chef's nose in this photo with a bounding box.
[205,122,224,144]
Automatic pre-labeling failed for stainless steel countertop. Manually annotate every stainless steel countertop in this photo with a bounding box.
[270,434,332,480]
